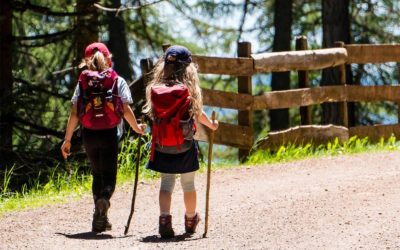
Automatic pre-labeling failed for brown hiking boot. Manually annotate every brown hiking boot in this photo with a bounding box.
[159,215,175,238]
[185,213,200,234]
[92,198,112,233]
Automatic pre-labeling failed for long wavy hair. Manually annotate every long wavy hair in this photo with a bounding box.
[142,59,203,119]
[78,51,111,72]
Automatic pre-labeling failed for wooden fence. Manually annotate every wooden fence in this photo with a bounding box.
[131,41,400,161]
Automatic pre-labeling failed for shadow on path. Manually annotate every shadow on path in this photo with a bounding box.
[56,231,131,240]
[141,233,201,243]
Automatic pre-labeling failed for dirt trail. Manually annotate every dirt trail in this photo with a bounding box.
[1,151,400,249]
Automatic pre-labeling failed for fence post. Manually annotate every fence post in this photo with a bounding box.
[237,42,253,162]
[140,58,153,85]
[335,41,348,127]
[138,58,153,109]
[295,36,312,125]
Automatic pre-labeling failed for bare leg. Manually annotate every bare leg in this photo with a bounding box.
[159,190,172,215]
[159,173,176,215]
[183,187,200,233]
[183,191,197,216]
[181,172,197,216]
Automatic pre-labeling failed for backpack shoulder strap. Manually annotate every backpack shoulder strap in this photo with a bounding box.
[106,68,119,81]
[111,74,119,95]
[77,71,89,96]
[78,70,89,86]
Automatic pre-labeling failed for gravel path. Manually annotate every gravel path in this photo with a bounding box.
[1,151,400,249]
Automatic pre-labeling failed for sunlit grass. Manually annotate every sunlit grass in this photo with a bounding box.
[0,134,159,215]
[246,136,400,165]
[1,135,400,215]
[0,163,92,214]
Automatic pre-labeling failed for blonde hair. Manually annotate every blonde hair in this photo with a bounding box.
[78,51,111,72]
[142,60,203,119]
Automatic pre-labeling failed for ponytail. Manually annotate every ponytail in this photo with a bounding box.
[79,51,110,72]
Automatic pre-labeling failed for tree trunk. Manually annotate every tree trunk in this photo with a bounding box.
[269,0,293,131]
[67,0,99,151]
[321,0,352,125]
[75,0,99,69]
[0,0,14,165]
[107,0,135,82]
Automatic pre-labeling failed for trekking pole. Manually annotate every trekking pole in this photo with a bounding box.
[124,117,144,235]
[203,111,216,238]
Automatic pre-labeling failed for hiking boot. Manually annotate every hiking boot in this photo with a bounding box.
[92,198,112,233]
[185,213,200,234]
[159,215,175,238]
[92,214,112,233]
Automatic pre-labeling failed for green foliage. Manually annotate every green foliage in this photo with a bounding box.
[2,165,15,196]
[0,162,91,213]
[117,133,159,182]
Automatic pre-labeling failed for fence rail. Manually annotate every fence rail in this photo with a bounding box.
[252,48,347,72]
[202,85,400,112]
[345,44,400,64]
[194,122,253,149]
[193,55,253,76]
[192,44,400,76]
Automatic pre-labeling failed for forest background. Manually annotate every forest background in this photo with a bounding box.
[1,0,399,192]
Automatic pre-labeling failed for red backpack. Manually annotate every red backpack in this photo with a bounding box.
[150,83,196,160]
[77,69,123,130]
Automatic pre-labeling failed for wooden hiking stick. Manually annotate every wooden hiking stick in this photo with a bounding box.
[124,118,144,235]
[203,111,216,238]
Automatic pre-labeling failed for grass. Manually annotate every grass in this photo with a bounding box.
[0,163,92,213]
[246,136,400,165]
[1,135,400,215]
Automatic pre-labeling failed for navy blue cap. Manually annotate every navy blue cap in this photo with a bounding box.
[164,45,192,65]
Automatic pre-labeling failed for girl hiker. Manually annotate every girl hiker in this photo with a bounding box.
[61,42,146,233]
[143,45,219,238]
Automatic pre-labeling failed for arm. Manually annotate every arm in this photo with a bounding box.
[197,110,218,131]
[117,77,146,134]
[61,103,80,159]
[123,103,146,135]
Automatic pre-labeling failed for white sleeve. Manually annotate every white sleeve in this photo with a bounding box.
[71,84,80,104]
[117,77,133,104]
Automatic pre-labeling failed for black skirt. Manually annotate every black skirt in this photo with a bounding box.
[146,140,199,174]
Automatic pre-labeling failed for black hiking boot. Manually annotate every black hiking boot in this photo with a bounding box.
[185,213,200,234]
[92,198,112,233]
[159,215,175,238]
